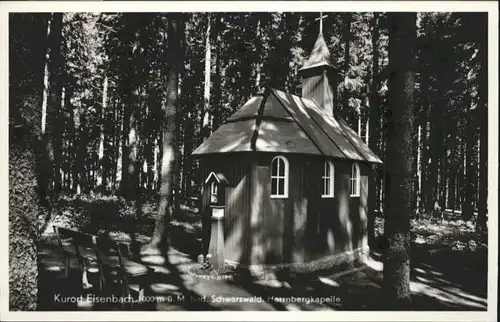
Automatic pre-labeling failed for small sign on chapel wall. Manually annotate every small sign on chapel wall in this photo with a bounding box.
[205,172,229,207]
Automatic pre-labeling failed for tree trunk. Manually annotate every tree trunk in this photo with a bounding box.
[60,86,69,192]
[383,12,416,309]
[201,14,212,142]
[150,14,183,249]
[182,97,193,202]
[9,13,52,311]
[145,92,156,195]
[212,14,223,131]
[254,14,262,92]
[476,25,488,233]
[173,17,186,211]
[458,132,466,212]
[416,124,423,214]
[342,13,352,124]
[75,115,86,194]
[41,32,50,137]
[367,12,381,248]
[427,103,441,212]
[439,158,448,207]
[43,13,64,194]
[120,88,131,196]
[9,136,43,311]
[125,83,140,200]
[463,100,477,221]
[448,162,457,212]
[97,75,108,189]
[420,64,432,212]
[70,91,78,193]
[114,101,123,192]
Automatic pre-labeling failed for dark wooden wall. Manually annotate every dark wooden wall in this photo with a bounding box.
[199,152,370,265]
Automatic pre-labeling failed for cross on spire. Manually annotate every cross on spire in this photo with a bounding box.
[315,12,328,34]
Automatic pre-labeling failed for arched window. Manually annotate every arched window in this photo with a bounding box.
[271,156,289,198]
[322,161,335,198]
[350,163,361,197]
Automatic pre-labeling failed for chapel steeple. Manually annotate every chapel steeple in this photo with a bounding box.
[298,13,338,117]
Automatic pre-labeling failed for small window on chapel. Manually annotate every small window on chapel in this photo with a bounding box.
[322,161,335,198]
[350,163,361,197]
[271,156,289,198]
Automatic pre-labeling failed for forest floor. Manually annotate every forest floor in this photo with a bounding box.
[37,194,488,311]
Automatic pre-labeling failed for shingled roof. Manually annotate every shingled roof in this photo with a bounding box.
[298,32,335,72]
[192,88,382,164]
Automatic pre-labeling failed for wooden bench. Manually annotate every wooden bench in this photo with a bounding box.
[53,226,153,306]
[96,236,154,305]
[53,226,102,291]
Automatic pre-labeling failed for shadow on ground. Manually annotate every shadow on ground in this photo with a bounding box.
[38,243,487,311]
[38,244,219,311]
[37,203,487,311]
[409,243,487,310]
[229,249,486,311]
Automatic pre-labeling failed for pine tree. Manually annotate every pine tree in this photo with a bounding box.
[201,14,212,142]
[44,13,64,193]
[475,13,488,233]
[383,12,416,308]
[9,12,53,311]
[367,12,381,247]
[150,14,183,249]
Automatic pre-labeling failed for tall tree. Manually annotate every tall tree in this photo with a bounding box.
[97,75,108,189]
[462,99,478,220]
[173,14,186,211]
[150,14,183,249]
[383,12,416,308]
[115,14,139,199]
[367,12,381,247]
[201,14,212,142]
[342,13,352,125]
[211,14,223,131]
[125,22,141,201]
[44,13,64,193]
[9,13,52,311]
[253,13,263,92]
[475,14,488,233]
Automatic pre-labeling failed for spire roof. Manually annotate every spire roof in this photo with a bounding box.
[299,32,335,72]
